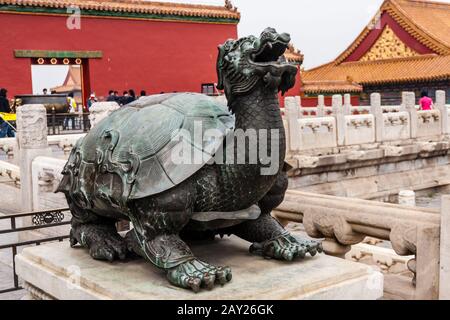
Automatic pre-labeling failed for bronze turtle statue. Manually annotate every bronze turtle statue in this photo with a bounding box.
[58,28,322,292]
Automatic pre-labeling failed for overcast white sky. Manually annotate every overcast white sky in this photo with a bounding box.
[158,0,450,69]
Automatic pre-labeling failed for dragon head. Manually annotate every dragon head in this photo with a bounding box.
[217,27,298,104]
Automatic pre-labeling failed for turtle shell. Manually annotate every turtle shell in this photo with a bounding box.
[59,93,234,209]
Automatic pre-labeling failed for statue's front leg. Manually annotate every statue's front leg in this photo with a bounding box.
[126,231,231,292]
[225,172,322,261]
[127,189,232,293]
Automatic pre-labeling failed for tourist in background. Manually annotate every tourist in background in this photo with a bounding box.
[127,89,136,104]
[118,90,130,106]
[87,93,97,110]
[419,91,433,111]
[139,90,147,99]
[0,88,14,137]
[106,90,116,102]
[42,88,48,95]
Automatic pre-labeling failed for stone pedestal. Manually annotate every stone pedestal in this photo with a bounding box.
[16,237,383,300]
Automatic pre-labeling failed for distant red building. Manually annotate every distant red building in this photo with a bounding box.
[302,0,450,106]
[0,0,303,107]
[0,0,241,104]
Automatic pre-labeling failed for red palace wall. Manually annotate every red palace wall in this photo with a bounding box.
[0,13,238,101]
[280,65,302,107]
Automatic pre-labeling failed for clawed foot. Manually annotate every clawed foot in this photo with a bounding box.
[70,224,128,262]
[167,259,232,293]
[250,232,323,261]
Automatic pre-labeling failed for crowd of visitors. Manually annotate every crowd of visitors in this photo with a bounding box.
[106,89,147,106]
[0,86,149,137]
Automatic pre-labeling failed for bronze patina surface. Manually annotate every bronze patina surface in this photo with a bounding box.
[58,28,322,292]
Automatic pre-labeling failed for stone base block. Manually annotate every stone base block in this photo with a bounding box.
[16,237,383,300]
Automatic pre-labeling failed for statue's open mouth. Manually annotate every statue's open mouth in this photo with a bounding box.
[249,33,298,93]
[252,40,289,65]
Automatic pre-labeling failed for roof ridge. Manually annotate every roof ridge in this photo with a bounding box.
[388,0,450,51]
[0,0,241,21]
[83,0,237,11]
[333,0,450,64]
[0,0,236,10]
[392,0,450,9]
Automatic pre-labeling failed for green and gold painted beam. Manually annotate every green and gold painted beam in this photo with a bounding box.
[14,50,103,59]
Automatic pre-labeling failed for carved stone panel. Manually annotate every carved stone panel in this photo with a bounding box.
[16,104,48,149]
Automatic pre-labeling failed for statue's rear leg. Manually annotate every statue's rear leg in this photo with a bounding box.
[128,186,232,292]
[67,197,128,262]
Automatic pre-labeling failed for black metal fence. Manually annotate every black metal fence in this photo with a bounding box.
[47,110,91,136]
[0,208,71,294]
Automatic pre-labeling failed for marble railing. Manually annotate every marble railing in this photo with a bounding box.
[0,138,15,157]
[0,134,85,159]
[285,91,448,153]
[0,160,20,185]
[273,189,447,300]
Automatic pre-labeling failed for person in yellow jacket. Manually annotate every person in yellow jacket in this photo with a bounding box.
[64,93,78,130]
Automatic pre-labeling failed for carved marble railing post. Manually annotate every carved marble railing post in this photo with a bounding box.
[16,105,52,212]
[295,96,301,109]
[343,94,352,115]
[332,95,345,146]
[440,195,450,300]
[415,224,440,300]
[404,92,418,139]
[370,93,383,142]
[436,90,448,135]
[317,95,325,117]
[285,98,301,151]
[88,102,120,128]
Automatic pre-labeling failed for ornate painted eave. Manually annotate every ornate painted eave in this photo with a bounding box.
[0,0,241,24]
[335,0,450,64]
[284,44,304,65]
